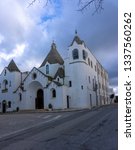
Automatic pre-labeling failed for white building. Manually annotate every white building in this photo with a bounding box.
[0,33,109,112]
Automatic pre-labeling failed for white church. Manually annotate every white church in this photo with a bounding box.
[0,33,110,113]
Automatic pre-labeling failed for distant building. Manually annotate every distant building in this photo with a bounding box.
[0,33,110,112]
[108,87,115,103]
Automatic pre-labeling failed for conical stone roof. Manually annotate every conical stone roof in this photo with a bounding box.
[7,59,20,72]
[40,42,64,67]
[70,35,85,46]
[54,67,65,78]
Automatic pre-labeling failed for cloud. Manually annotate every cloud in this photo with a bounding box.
[0,43,26,61]
[0,0,118,92]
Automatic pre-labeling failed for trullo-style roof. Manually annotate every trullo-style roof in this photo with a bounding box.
[7,59,20,72]
[40,42,64,67]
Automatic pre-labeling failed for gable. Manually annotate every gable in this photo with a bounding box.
[23,67,52,83]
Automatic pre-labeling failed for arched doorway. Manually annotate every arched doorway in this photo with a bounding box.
[35,89,44,109]
[2,100,7,113]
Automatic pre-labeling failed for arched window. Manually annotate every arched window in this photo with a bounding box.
[32,73,37,80]
[46,64,49,74]
[52,89,56,98]
[72,49,79,59]
[91,61,93,68]
[95,65,97,72]
[88,58,90,66]
[2,80,8,89]
[8,101,11,108]
[69,81,72,87]
[19,93,22,101]
[4,70,6,76]
[82,50,87,60]
[88,76,91,83]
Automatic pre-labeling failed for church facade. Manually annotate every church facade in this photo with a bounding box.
[0,34,110,113]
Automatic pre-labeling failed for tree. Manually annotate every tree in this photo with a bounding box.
[28,0,104,14]
[77,0,104,13]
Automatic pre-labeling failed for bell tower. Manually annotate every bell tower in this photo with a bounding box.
[65,32,92,108]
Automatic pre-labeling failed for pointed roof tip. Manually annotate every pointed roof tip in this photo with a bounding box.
[40,42,64,67]
[70,33,84,46]
[70,30,87,47]
[51,41,57,50]
[7,59,20,72]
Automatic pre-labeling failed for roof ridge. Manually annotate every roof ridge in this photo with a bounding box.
[23,67,52,82]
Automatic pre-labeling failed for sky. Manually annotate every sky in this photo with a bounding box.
[0,0,118,94]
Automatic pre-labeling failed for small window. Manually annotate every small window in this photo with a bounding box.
[95,65,97,72]
[82,50,87,60]
[91,61,93,68]
[69,81,72,87]
[52,89,56,98]
[3,80,8,89]
[88,76,91,83]
[19,93,22,101]
[81,85,83,89]
[32,73,37,80]
[8,101,11,108]
[72,49,79,59]
[46,64,49,74]
[88,58,90,66]
[4,70,6,76]
[93,79,94,89]
[98,69,100,75]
